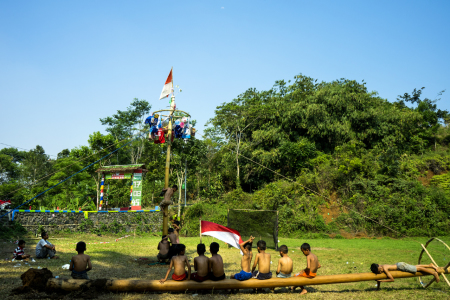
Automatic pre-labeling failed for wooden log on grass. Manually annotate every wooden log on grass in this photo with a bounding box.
[47,268,447,292]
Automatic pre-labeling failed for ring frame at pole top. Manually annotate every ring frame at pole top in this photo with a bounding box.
[152,109,191,119]
[417,237,450,288]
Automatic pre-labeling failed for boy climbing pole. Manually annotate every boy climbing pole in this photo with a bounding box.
[159,185,178,217]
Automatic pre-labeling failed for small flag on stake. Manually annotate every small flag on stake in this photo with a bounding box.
[159,69,173,100]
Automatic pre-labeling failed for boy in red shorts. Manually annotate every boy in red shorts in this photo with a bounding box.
[292,243,321,294]
[160,244,191,283]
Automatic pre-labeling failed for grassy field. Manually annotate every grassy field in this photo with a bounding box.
[1,233,449,299]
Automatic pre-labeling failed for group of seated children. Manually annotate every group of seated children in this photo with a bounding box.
[160,241,227,283]
[158,235,320,295]
[16,231,442,291]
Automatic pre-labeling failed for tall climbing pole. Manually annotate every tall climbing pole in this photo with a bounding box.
[163,106,173,235]
[154,67,191,236]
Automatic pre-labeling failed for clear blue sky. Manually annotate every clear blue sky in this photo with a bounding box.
[1,0,449,157]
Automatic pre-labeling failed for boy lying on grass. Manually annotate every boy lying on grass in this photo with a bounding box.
[191,244,209,282]
[160,244,191,283]
[370,262,440,290]
[70,241,92,279]
[292,243,321,294]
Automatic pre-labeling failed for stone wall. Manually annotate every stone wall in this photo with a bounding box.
[8,211,162,235]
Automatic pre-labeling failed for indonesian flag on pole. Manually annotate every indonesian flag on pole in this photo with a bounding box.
[201,220,243,251]
[159,69,173,100]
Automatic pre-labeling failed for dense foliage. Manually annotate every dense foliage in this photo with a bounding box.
[1,75,449,237]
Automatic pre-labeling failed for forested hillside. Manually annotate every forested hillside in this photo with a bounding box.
[1,75,449,237]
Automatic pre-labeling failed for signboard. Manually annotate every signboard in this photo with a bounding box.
[105,173,132,180]
[131,171,143,209]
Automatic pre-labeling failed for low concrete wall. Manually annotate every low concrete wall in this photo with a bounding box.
[7,211,163,234]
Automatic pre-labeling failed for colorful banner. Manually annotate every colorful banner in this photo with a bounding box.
[106,173,132,180]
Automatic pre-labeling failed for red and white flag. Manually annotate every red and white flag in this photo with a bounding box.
[201,220,243,251]
[159,69,173,100]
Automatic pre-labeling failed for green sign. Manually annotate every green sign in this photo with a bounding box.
[131,173,143,207]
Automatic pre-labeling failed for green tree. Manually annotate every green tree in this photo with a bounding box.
[99,98,151,164]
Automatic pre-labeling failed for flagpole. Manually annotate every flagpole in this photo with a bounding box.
[200,218,202,244]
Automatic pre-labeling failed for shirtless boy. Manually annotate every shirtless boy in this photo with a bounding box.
[157,235,170,263]
[159,185,178,216]
[191,244,209,282]
[252,240,272,280]
[160,244,191,283]
[371,262,440,290]
[292,243,321,294]
[208,242,225,281]
[231,236,255,281]
[167,228,178,260]
[69,241,92,279]
[276,245,293,278]
[173,220,181,244]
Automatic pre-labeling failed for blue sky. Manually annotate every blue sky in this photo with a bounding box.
[1,0,449,157]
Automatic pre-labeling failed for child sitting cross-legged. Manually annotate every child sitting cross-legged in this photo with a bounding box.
[69,241,92,279]
[160,244,191,283]
[190,244,209,282]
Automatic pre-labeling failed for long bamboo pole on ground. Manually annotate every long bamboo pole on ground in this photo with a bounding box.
[47,268,447,292]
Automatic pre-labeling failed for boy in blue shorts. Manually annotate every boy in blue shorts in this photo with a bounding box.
[231,236,255,281]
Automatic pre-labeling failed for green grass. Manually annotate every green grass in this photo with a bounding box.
[0,234,449,299]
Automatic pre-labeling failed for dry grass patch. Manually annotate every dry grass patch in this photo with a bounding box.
[1,234,449,299]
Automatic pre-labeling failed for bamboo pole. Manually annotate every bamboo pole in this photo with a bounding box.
[199,218,202,244]
[47,268,447,292]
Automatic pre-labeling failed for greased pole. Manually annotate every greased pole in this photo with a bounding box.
[163,67,174,236]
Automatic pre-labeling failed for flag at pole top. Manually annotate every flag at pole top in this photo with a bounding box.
[159,69,173,100]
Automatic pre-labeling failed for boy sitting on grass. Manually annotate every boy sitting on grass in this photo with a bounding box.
[191,244,209,282]
[251,240,272,280]
[160,244,191,283]
[157,235,170,263]
[36,232,59,259]
[13,240,31,260]
[69,241,92,279]
[230,236,255,281]
[276,244,293,278]
[371,262,440,290]
[292,243,321,294]
[208,242,225,281]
